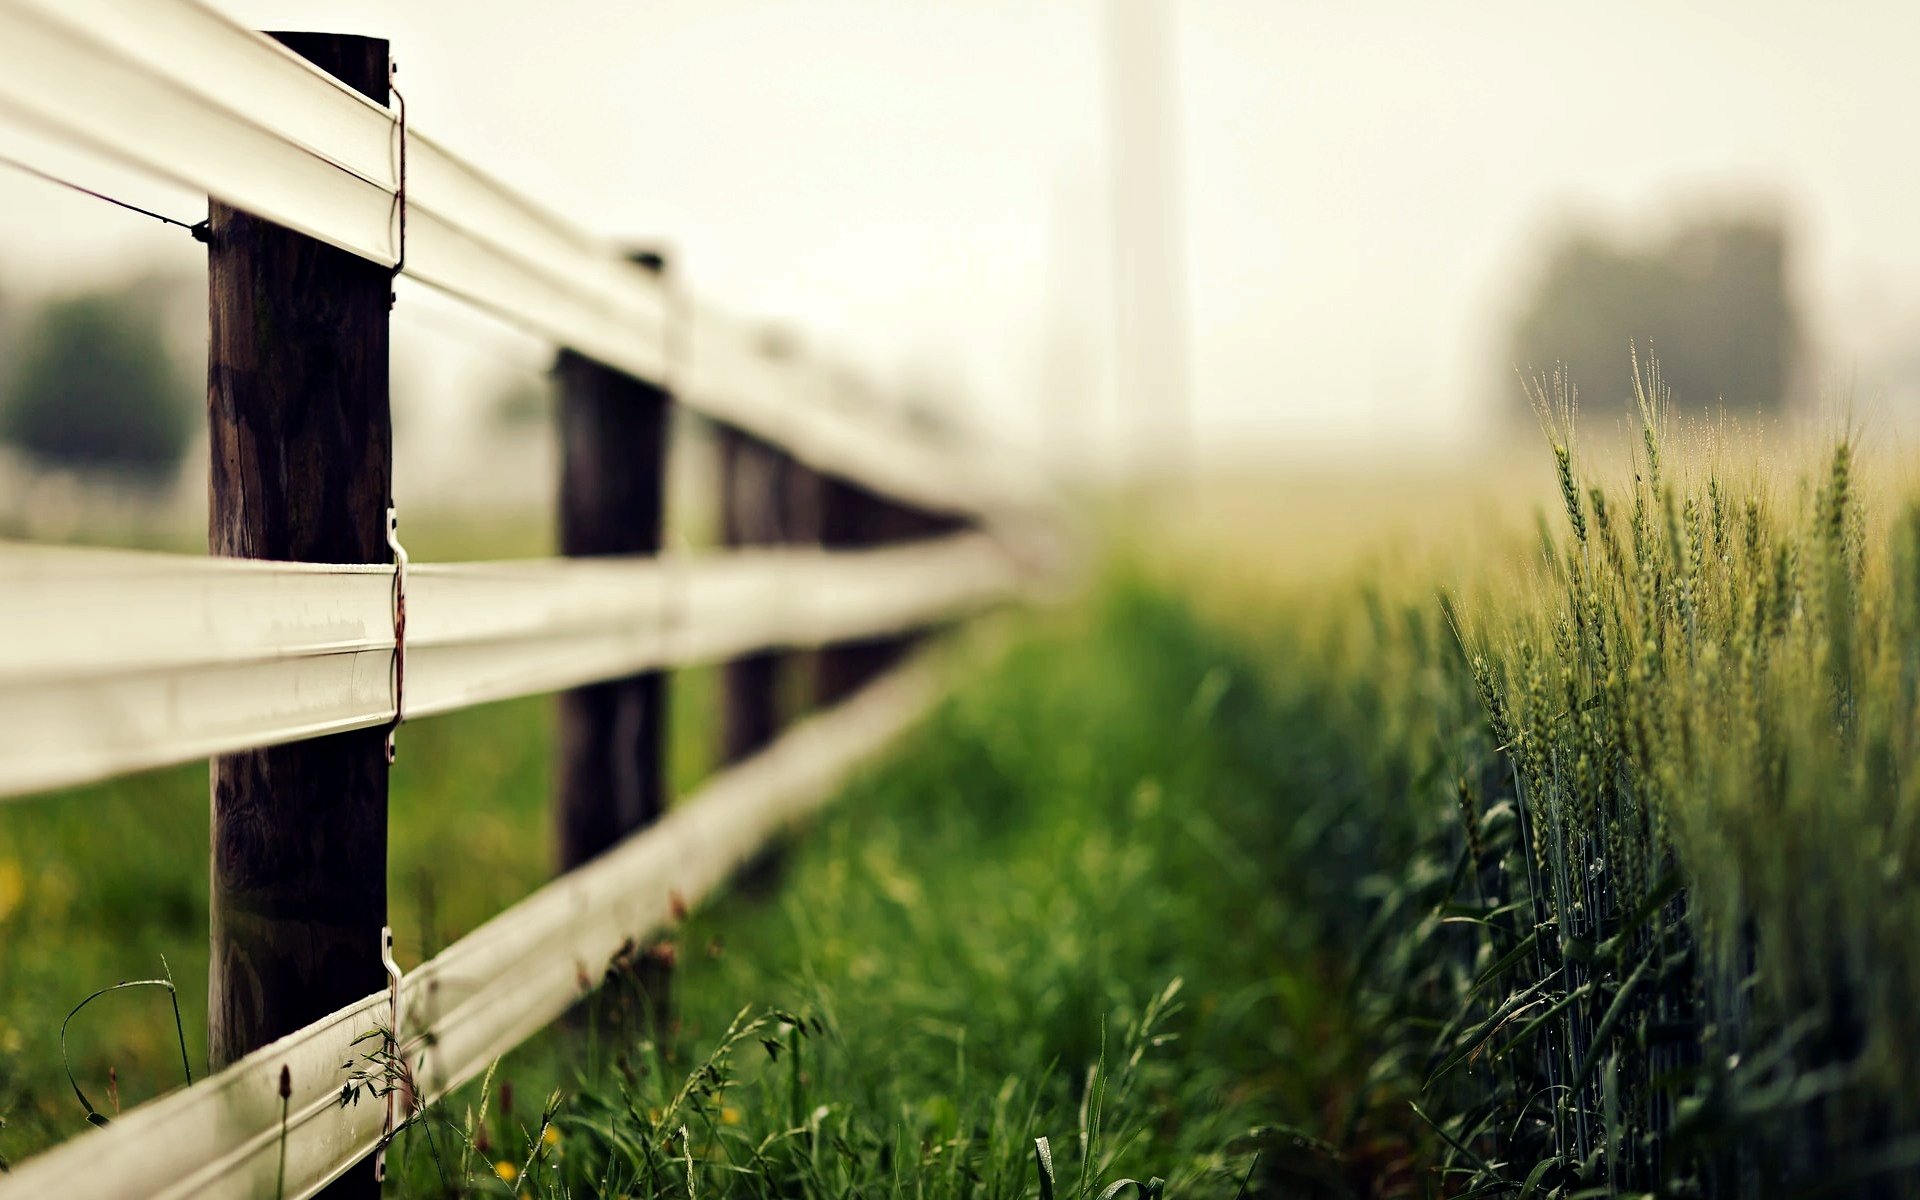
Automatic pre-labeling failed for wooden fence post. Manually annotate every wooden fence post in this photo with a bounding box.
[205,31,391,1199]
[718,428,789,764]
[815,480,953,705]
[554,252,673,871]
[716,422,807,894]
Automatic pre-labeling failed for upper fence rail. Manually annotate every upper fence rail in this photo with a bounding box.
[0,0,1045,521]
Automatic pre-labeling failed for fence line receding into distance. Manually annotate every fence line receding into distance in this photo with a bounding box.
[0,1,1059,1195]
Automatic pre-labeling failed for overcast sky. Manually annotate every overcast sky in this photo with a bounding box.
[4,0,1919,469]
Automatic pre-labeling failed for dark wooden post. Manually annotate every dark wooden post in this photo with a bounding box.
[716,427,803,895]
[206,32,391,1199]
[554,253,673,871]
[718,428,789,764]
[815,479,954,704]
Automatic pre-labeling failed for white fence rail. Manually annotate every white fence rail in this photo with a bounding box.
[0,662,938,1200]
[0,533,1018,799]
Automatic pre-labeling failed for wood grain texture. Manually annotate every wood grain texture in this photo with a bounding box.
[204,32,390,1200]
[553,341,672,870]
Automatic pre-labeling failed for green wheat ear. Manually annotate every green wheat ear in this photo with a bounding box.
[1521,366,1587,547]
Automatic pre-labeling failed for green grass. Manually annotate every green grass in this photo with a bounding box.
[383,580,1361,1197]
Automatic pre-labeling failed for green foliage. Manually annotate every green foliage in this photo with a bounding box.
[11,409,1913,1197]
[1508,211,1801,418]
[0,576,1352,1196]
[487,375,551,429]
[1,290,194,483]
[1270,363,1920,1195]
[382,581,1355,1198]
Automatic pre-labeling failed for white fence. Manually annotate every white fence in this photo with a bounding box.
[0,0,1055,1193]
[0,533,1019,798]
[0,664,939,1199]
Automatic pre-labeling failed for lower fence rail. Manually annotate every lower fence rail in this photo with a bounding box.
[0,660,939,1200]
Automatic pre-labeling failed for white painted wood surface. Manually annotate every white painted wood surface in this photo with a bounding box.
[0,534,1017,799]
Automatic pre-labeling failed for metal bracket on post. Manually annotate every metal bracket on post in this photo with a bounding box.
[386,56,407,309]
[386,506,408,763]
[374,924,404,1181]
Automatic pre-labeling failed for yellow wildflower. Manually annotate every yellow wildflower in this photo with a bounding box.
[542,1125,561,1148]
[0,859,23,922]
[493,1160,518,1183]
[720,1106,743,1126]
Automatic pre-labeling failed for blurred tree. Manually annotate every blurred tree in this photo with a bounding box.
[487,374,551,429]
[1508,212,1803,419]
[1,290,193,484]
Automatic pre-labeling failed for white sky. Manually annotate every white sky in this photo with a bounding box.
[4,0,1920,469]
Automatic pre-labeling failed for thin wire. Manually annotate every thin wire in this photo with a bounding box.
[0,152,205,240]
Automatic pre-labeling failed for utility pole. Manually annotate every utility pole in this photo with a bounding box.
[1104,0,1192,485]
